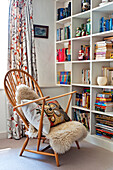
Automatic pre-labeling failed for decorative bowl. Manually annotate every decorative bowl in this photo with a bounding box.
[97,76,107,86]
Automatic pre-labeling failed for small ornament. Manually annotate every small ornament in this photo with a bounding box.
[76,27,82,37]
[81,24,86,36]
[78,45,85,60]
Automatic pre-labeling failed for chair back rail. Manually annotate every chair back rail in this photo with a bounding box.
[4,69,44,129]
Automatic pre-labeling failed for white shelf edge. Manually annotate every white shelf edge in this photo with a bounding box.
[56,61,72,64]
[92,30,113,37]
[91,85,113,89]
[92,59,113,62]
[72,60,90,63]
[56,84,71,87]
[92,2,113,12]
[91,110,113,117]
[56,39,71,44]
[56,16,71,24]
[72,83,90,87]
[72,105,90,112]
[56,0,71,2]
[72,10,91,18]
[72,35,91,41]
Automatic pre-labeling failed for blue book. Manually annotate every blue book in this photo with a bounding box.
[57,29,59,41]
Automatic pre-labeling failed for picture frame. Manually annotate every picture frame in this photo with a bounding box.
[33,24,49,39]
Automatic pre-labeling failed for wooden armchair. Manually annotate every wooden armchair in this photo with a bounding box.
[4,69,81,167]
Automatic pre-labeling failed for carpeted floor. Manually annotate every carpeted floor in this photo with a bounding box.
[0,138,113,170]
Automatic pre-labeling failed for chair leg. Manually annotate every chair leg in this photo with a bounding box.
[37,138,41,151]
[75,141,80,149]
[20,136,29,156]
[54,152,60,167]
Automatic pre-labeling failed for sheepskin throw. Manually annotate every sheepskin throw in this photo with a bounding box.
[46,121,87,154]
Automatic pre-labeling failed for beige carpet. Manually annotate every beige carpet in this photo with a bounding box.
[0,138,113,170]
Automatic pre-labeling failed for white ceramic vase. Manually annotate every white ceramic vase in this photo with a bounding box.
[97,76,107,86]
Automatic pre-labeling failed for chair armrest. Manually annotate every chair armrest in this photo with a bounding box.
[46,91,76,101]
[13,96,50,109]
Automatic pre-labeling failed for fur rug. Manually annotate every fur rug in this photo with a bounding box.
[46,121,87,154]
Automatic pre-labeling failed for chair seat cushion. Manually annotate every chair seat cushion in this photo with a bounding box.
[46,121,87,154]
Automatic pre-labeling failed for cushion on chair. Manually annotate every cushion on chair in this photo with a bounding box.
[44,100,70,127]
[21,100,50,135]
[46,121,87,154]
[15,84,42,119]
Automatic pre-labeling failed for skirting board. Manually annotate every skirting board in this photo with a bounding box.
[85,133,113,152]
[0,132,7,139]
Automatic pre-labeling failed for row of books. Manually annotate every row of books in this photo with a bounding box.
[82,69,90,84]
[57,71,71,85]
[95,91,113,112]
[57,26,71,41]
[95,114,113,140]
[73,109,90,131]
[94,39,113,60]
[100,15,113,33]
[56,48,71,62]
[78,45,90,60]
[76,88,90,109]
[57,2,71,21]
[102,66,113,85]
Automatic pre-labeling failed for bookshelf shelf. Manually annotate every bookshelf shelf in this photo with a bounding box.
[72,105,90,112]
[56,16,71,24]
[72,10,91,19]
[56,61,71,64]
[55,0,113,151]
[92,59,113,63]
[56,84,71,87]
[56,39,71,44]
[56,0,70,2]
[72,84,91,87]
[72,60,90,63]
[91,85,113,89]
[92,2,113,12]
[72,35,91,41]
[91,110,113,117]
[92,30,113,37]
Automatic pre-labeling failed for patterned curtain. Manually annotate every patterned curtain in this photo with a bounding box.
[7,0,37,139]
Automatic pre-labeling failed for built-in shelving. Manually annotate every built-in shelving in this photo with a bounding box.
[55,0,113,151]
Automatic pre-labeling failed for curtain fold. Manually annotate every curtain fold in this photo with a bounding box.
[7,0,37,139]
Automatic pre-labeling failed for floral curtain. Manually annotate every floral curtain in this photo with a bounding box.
[7,0,37,139]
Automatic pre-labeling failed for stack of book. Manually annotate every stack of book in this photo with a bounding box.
[74,109,90,131]
[82,69,90,84]
[57,2,71,21]
[75,88,90,109]
[95,114,113,140]
[57,26,71,41]
[57,71,71,85]
[95,93,113,112]
[94,41,113,60]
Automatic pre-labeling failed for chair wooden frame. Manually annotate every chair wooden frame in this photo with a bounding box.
[4,69,80,167]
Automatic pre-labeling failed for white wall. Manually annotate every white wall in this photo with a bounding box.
[33,0,56,86]
[0,90,7,139]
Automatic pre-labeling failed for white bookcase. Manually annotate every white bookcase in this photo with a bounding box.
[55,0,113,151]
